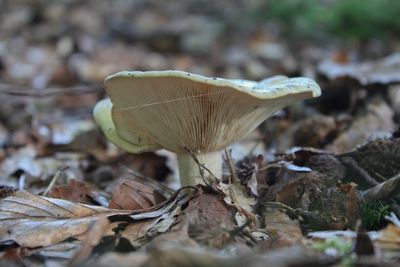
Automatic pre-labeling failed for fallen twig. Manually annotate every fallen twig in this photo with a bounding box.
[0,83,102,98]
[42,166,69,197]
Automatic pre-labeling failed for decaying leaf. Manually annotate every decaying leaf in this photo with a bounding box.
[69,216,110,265]
[236,154,266,196]
[48,178,96,204]
[109,179,167,210]
[304,184,360,230]
[119,220,155,247]
[338,183,360,229]
[339,137,400,188]
[183,187,237,248]
[257,204,303,248]
[258,163,319,207]
[184,187,233,226]
[218,180,257,214]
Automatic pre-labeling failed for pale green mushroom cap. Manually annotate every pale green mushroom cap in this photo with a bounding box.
[93,98,161,153]
[94,70,321,153]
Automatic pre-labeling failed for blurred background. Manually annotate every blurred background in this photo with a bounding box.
[1,0,399,88]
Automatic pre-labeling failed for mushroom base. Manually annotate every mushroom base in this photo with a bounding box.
[177,151,222,186]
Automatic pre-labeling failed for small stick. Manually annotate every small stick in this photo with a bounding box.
[224,148,239,183]
[260,201,303,220]
[42,166,69,196]
[341,157,379,186]
[18,174,26,190]
[184,147,218,187]
[0,83,102,97]
[224,149,237,204]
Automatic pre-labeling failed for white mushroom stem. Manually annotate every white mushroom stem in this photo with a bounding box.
[177,151,222,186]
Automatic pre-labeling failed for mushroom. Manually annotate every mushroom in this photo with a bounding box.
[93,70,321,186]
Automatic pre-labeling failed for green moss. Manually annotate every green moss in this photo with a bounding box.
[361,200,390,230]
[313,237,352,254]
[312,238,354,267]
[254,0,400,42]
[329,0,400,40]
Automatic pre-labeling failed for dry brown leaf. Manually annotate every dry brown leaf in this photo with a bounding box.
[69,216,110,265]
[183,188,237,248]
[121,195,187,247]
[260,206,303,247]
[48,179,95,204]
[275,180,305,207]
[306,184,360,230]
[259,164,319,206]
[120,220,156,246]
[338,183,360,229]
[218,181,256,214]
[109,179,167,210]
[185,188,233,226]
[22,240,81,263]
[0,190,131,248]
[377,224,400,250]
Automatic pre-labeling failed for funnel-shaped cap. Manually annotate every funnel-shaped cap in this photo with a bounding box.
[97,70,321,153]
